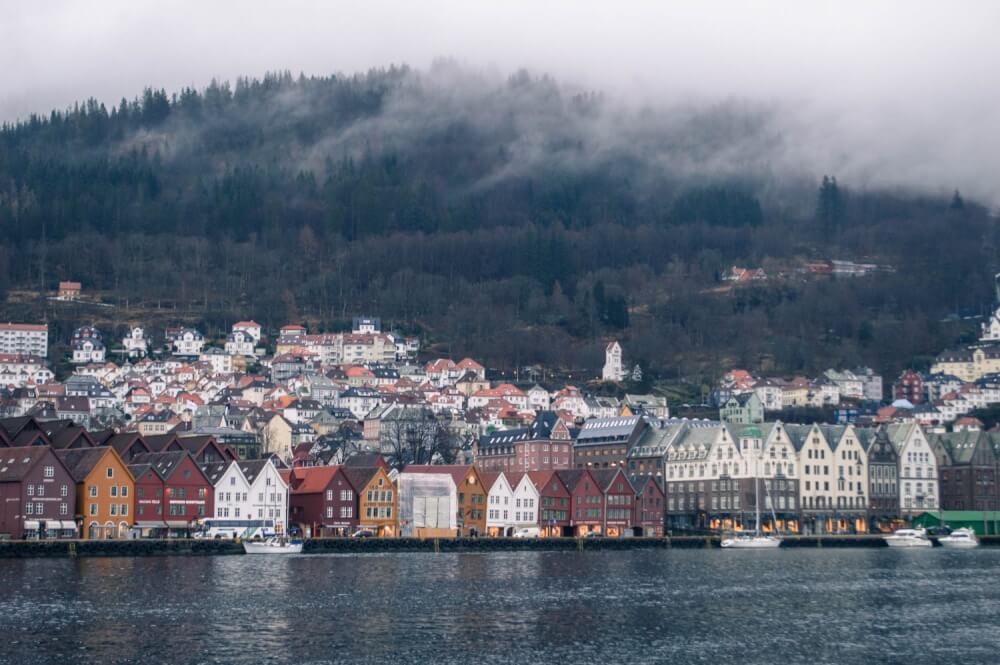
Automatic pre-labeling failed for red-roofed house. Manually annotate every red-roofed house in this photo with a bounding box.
[282,465,359,537]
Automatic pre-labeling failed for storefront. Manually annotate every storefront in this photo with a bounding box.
[22,520,77,540]
[134,520,169,538]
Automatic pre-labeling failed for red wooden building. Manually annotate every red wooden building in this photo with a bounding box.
[556,469,607,537]
[128,451,213,537]
[630,475,665,537]
[282,466,359,537]
[530,471,572,537]
[0,446,77,539]
[591,468,635,537]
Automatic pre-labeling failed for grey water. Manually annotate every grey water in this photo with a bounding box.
[2,549,999,664]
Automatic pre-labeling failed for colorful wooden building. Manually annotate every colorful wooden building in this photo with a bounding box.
[56,446,135,539]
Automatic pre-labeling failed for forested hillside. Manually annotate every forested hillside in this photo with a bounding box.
[0,66,996,380]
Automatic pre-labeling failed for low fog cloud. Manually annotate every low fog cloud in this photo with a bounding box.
[3,1,999,204]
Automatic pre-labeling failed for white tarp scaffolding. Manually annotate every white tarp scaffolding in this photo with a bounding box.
[397,472,457,536]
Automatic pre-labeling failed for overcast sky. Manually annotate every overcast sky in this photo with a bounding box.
[3,1,999,203]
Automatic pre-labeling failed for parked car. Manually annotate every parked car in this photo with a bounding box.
[511,527,540,539]
[583,531,602,539]
[352,529,375,538]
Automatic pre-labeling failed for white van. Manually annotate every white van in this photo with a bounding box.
[511,527,540,539]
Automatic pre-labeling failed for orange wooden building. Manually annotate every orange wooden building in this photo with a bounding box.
[56,446,135,539]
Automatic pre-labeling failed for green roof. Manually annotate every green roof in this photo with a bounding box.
[741,426,763,438]
[912,511,1000,535]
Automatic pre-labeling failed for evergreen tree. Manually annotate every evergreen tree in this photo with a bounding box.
[816,175,845,231]
[950,189,965,211]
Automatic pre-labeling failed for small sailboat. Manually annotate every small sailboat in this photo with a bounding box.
[883,527,932,548]
[243,536,304,555]
[721,458,782,549]
[938,527,979,549]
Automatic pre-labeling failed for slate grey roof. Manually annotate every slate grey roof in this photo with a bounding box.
[575,416,643,445]
[0,446,49,482]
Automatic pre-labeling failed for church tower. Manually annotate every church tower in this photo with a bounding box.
[602,340,626,382]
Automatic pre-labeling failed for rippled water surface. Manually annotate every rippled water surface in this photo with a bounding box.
[2,548,1000,664]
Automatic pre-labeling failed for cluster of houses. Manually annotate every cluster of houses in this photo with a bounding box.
[5,301,1000,542]
[6,404,1000,541]
[715,367,884,417]
[882,277,1000,426]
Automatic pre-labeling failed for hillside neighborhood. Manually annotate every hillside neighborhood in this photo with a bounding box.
[3,297,1000,542]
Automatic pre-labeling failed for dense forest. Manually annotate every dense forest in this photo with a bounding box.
[0,65,997,382]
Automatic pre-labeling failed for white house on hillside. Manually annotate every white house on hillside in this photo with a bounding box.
[602,340,625,382]
[122,327,148,359]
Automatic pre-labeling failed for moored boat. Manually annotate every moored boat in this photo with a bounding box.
[721,534,782,549]
[243,537,304,555]
[938,527,979,549]
[883,528,932,548]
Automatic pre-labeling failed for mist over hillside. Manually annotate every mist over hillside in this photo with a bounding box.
[0,65,996,380]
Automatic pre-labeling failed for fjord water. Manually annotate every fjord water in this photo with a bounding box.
[2,549,999,664]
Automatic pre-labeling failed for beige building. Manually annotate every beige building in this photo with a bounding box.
[931,346,1000,382]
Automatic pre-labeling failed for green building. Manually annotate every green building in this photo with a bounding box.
[719,392,764,425]
[912,511,1000,535]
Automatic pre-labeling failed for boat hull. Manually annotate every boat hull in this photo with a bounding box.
[938,538,979,548]
[243,542,303,555]
[883,537,932,548]
[720,537,782,549]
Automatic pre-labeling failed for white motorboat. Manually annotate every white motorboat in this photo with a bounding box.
[243,537,304,555]
[938,527,980,549]
[721,534,782,549]
[883,528,932,548]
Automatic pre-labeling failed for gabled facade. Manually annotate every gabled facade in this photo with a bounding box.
[346,465,397,537]
[866,428,899,528]
[483,471,516,536]
[557,469,605,536]
[56,446,134,539]
[530,471,571,537]
[886,423,939,516]
[283,465,357,537]
[204,459,289,535]
[128,451,213,536]
[0,446,77,539]
[932,431,997,512]
[631,475,665,536]
[591,468,634,537]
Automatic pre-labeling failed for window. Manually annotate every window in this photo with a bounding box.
[106,467,114,478]
[89,485,98,497]
[26,503,33,515]
[110,504,118,516]
[121,486,128,497]
[61,484,68,497]
[90,503,97,516]
[43,466,54,478]
[27,484,34,496]
[121,504,128,516]
[110,486,118,497]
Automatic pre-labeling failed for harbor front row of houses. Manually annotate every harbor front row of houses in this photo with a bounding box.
[3,413,1000,540]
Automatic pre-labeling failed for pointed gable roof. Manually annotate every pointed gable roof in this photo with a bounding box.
[0,446,55,482]
[284,465,342,494]
[56,447,131,483]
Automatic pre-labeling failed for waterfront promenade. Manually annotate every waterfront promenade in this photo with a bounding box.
[3,534,999,557]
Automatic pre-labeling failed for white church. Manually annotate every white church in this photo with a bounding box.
[602,340,626,382]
